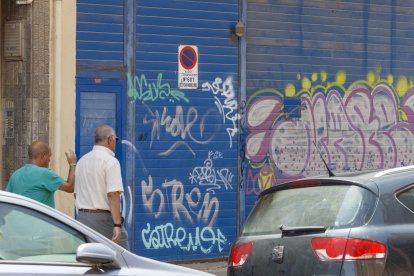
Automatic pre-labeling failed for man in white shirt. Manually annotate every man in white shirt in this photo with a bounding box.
[75,125,128,249]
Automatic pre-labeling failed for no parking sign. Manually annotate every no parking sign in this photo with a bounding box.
[178,45,198,89]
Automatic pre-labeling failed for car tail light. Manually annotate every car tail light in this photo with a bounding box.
[228,242,253,267]
[311,237,386,261]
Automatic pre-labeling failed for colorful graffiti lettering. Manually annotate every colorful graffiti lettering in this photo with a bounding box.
[141,176,219,227]
[142,223,227,254]
[143,105,217,157]
[245,166,276,196]
[202,77,240,147]
[189,151,234,194]
[127,73,189,103]
[245,71,414,194]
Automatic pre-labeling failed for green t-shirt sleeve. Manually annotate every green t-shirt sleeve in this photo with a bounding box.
[5,179,13,192]
[42,169,65,193]
[6,173,16,192]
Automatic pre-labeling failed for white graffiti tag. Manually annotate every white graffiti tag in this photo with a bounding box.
[189,151,234,194]
[202,77,240,147]
[143,105,216,157]
[142,223,227,254]
[141,176,219,227]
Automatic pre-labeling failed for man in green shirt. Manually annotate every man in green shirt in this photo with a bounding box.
[6,141,77,208]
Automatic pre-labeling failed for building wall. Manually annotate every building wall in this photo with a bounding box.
[76,0,239,261]
[0,2,2,182]
[6,0,414,263]
[51,0,77,216]
[242,0,414,217]
[133,0,239,261]
[76,0,414,263]
[1,0,76,217]
[2,0,50,188]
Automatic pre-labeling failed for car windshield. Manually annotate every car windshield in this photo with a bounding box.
[242,185,377,236]
[0,202,86,262]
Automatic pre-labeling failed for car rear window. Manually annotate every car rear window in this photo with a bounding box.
[396,186,414,212]
[242,185,377,236]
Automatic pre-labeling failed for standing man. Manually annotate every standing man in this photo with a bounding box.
[75,125,129,249]
[6,141,77,208]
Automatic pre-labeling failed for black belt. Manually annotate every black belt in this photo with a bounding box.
[79,209,110,213]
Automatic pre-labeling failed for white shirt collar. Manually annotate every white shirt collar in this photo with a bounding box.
[93,145,115,156]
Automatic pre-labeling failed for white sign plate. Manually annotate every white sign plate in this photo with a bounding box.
[178,45,198,89]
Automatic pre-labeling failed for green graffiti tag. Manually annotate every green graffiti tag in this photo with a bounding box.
[127,73,189,103]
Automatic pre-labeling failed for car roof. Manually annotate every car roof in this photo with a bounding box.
[0,190,45,205]
[259,165,414,197]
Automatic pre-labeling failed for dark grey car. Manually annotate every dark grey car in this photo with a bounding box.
[228,166,414,275]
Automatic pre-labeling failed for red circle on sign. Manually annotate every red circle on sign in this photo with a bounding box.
[179,46,197,70]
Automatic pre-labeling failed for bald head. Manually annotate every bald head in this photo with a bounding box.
[28,141,50,159]
[95,125,116,144]
[28,141,51,167]
[94,125,118,153]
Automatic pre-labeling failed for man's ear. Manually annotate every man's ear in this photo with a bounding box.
[40,152,48,160]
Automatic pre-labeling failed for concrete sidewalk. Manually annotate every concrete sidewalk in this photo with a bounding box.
[173,258,228,276]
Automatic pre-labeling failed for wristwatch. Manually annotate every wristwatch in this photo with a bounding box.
[114,223,122,228]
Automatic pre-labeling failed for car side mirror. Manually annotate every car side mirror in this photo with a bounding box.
[76,243,119,267]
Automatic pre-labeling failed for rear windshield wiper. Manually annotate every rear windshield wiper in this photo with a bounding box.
[280,225,327,236]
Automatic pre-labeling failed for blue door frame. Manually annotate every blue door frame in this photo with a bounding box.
[75,78,133,247]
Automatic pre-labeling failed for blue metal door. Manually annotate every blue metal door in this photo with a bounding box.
[75,79,133,240]
[132,0,239,261]
[76,80,123,160]
[76,0,239,261]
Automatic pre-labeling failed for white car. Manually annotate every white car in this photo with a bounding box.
[0,191,213,275]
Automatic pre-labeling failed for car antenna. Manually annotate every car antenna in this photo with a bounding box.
[313,141,335,177]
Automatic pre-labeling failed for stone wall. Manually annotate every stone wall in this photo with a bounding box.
[1,0,50,189]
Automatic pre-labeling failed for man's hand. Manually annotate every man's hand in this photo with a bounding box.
[65,149,77,165]
[112,227,121,243]
[107,191,122,244]
[59,149,77,193]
